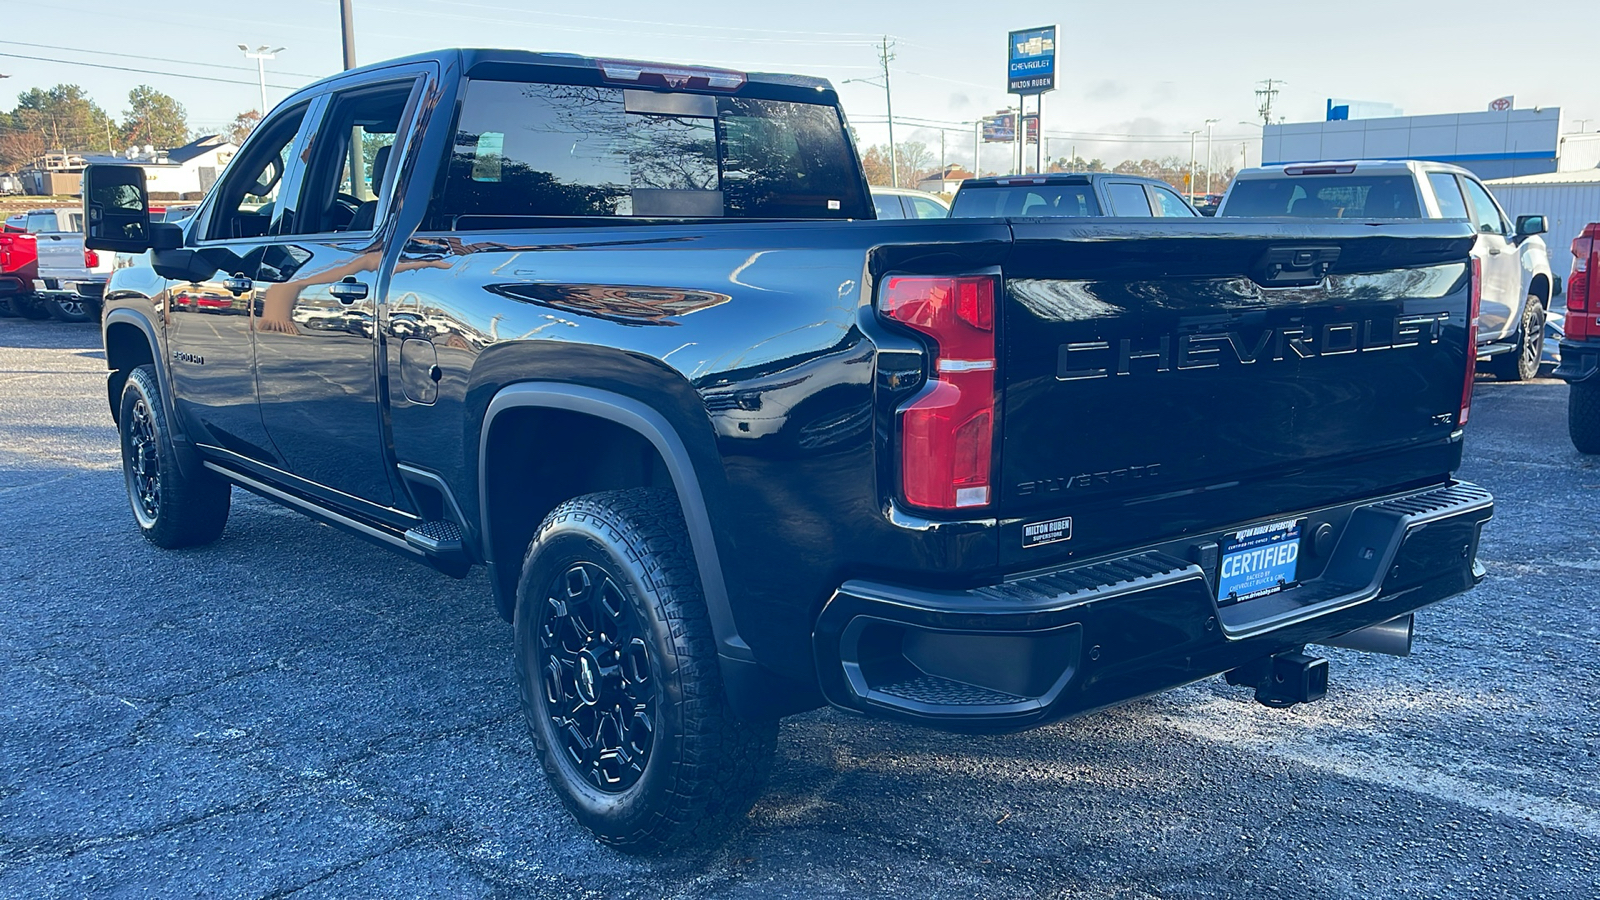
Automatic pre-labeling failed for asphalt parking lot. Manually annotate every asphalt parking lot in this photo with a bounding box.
[1,317,1597,899]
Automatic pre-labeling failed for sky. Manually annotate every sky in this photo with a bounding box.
[2,0,1596,175]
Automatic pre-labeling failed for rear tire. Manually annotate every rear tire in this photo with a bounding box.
[1490,294,1545,382]
[6,294,52,320]
[118,364,231,548]
[46,293,96,323]
[1570,380,1600,455]
[513,488,777,853]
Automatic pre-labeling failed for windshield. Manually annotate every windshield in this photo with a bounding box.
[432,81,870,227]
[949,183,1102,218]
[1221,175,1421,218]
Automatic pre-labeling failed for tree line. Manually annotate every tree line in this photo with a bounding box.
[0,83,260,172]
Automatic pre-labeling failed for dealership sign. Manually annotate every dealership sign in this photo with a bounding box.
[1007,26,1057,95]
[1488,95,1514,112]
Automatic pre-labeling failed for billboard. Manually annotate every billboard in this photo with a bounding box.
[982,112,1016,143]
[1007,26,1057,95]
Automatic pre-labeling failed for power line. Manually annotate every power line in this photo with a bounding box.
[392,0,888,39]
[363,2,884,45]
[0,39,326,79]
[0,51,305,91]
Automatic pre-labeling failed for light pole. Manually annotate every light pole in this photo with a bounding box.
[1185,130,1200,201]
[1203,118,1218,196]
[238,45,285,115]
[1238,120,1264,172]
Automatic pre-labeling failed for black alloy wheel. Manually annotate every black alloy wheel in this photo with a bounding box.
[116,365,231,547]
[47,293,96,323]
[125,391,162,526]
[1492,295,1546,382]
[514,489,778,852]
[538,560,657,793]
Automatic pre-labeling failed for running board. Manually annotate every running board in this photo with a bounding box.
[204,462,472,577]
[1476,342,1515,359]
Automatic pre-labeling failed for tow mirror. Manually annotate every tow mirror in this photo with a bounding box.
[1515,214,1547,237]
[83,164,152,252]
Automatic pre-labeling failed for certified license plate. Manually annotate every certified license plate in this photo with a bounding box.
[1217,519,1302,605]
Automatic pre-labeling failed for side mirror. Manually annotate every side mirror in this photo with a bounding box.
[82,164,152,252]
[1516,214,1547,237]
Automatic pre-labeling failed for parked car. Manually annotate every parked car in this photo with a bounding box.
[23,207,114,322]
[1216,160,1554,381]
[0,172,23,195]
[949,172,1200,218]
[0,230,45,318]
[85,48,1492,853]
[869,186,949,219]
[4,212,25,231]
[1554,221,1600,452]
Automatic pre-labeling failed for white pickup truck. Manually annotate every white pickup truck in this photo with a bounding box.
[1217,160,1554,381]
[23,207,115,322]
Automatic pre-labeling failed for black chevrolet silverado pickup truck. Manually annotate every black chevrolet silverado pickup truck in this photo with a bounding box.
[83,49,1494,851]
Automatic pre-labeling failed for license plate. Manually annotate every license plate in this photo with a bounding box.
[1216,519,1302,605]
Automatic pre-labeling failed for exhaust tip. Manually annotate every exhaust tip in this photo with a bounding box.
[1318,614,1414,657]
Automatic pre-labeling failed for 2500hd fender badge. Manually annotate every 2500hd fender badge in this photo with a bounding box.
[172,350,205,365]
[1022,516,1073,548]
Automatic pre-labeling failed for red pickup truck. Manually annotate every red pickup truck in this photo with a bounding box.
[1555,222,1600,452]
[0,228,43,318]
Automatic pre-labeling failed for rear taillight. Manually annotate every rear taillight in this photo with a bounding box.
[83,248,99,268]
[881,275,997,510]
[1461,257,1481,427]
[1568,223,1599,341]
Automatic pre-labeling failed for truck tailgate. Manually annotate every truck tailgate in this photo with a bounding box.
[32,232,87,281]
[997,220,1477,562]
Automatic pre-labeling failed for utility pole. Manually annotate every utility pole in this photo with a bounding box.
[340,0,357,70]
[239,45,285,115]
[880,36,896,187]
[1255,78,1285,127]
[843,37,897,186]
[1203,118,1218,195]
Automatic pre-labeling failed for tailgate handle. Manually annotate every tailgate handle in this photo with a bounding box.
[1255,245,1340,287]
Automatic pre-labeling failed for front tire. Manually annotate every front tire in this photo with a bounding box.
[118,365,231,547]
[513,489,777,853]
[1490,294,1545,382]
[1570,380,1600,455]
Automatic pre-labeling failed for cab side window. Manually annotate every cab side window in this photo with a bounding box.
[873,193,906,219]
[286,81,416,236]
[1146,185,1196,217]
[204,103,308,241]
[1427,172,1469,219]
[1106,182,1152,216]
[907,195,949,219]
[1459,177,1508,235]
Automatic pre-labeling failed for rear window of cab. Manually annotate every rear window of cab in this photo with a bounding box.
[430,81,871,228]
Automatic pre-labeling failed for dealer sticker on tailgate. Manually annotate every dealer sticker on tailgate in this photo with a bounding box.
[1216,519,1301,605]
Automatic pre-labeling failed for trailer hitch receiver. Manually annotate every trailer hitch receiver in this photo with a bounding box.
[1226,648,1329,709]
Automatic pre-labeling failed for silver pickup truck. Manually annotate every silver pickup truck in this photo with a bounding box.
[23,207,115,322]
[1218,160,1554,381]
